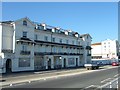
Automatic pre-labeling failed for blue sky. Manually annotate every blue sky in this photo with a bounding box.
[2,2,118,43]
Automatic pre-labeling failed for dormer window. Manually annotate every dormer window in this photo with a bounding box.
[23,20,27,26]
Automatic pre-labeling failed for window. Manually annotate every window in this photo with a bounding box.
[39,25,44,30]
[53,46,56,53]
[66,40,69,44]
[58,47,61,53]
[87,35,88,39]
[52,37,55,42]
[23,31,27,38]
[68,58,75,65]
[72,41,74,45]
[44,36,48,41]
[19,58,30,67]
[22,44,27,51]
[23,20,27,26]
[35,34,38,40]
[60,39,62,43]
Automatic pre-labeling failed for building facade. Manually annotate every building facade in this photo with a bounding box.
[91,43,102,59]
[0,17,92,73]
[91,39,119,60]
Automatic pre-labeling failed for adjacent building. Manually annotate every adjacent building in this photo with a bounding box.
[0,17,92,73]
[91,43,102,59]
[91,39,119,60]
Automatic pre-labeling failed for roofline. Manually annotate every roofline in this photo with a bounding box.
[80,33,92,39]
[14,17,36,26]
[92,43,101,45]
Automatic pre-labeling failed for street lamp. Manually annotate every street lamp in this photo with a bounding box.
[59,56,62,60]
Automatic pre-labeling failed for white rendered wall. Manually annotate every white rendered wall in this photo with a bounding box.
[1,24,14,51]
[91,45,102,56]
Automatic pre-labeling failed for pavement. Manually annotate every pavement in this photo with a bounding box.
[0,65,118,88]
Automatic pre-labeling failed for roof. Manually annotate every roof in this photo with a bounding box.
[14,17,36,26]
[0,21,14,24]
[80,33,92,39]
[92,43,101,46]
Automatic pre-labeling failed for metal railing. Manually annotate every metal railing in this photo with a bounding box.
[20,51,31,55]
[99,77,119,89]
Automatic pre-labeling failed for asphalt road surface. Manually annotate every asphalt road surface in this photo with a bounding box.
[3,66,119,89]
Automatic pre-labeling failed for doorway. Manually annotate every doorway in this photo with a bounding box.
[48,59,51,70]
[6,59,12,73]
[64,58,66,68]
[76,58,78,67]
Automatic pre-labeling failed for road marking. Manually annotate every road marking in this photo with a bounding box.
[114,74,119,78]
[85,85,94,89]
[101,78,112,83]
[100,78,118,88]
[9,84,12,86]
[44,78,46,80]
[55,76,58,78]
[28,81,31,83]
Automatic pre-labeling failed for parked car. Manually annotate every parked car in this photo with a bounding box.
[112,62,119,66]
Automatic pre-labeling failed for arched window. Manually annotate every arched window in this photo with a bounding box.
[23,20,27,26]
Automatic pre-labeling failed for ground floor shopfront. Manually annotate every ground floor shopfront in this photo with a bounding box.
[34,55,83,70]
[0,53,89,73]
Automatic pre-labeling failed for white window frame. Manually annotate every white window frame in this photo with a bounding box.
[44,36,48,41]
[23,31,27,38]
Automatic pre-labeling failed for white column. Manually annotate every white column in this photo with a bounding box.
[45,60,48,69]
[45,57,48,69]
[78,57,80,66]
[84,47,87,64]
[31,44,34,70]
[62,58,64,68]
[51,57,54,69]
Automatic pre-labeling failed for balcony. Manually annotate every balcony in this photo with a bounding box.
[86,46,92,50]
[34,40,83,48]
[34,52,84,56]
[2,49,13,53]
[16,37,34,44]
[20,37,32,41]
[20,51,31,55]
[34,52,45,56]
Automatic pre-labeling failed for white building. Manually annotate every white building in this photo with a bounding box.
[91,43,102,59]
[0,17,92,73]
[91,39,119,60]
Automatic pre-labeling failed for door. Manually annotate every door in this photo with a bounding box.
[64,58,66,68]
[48,59,51,70]
[76,58,78,67]
[6,59,12,73]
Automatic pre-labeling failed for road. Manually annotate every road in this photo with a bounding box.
[3,66,119,89]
